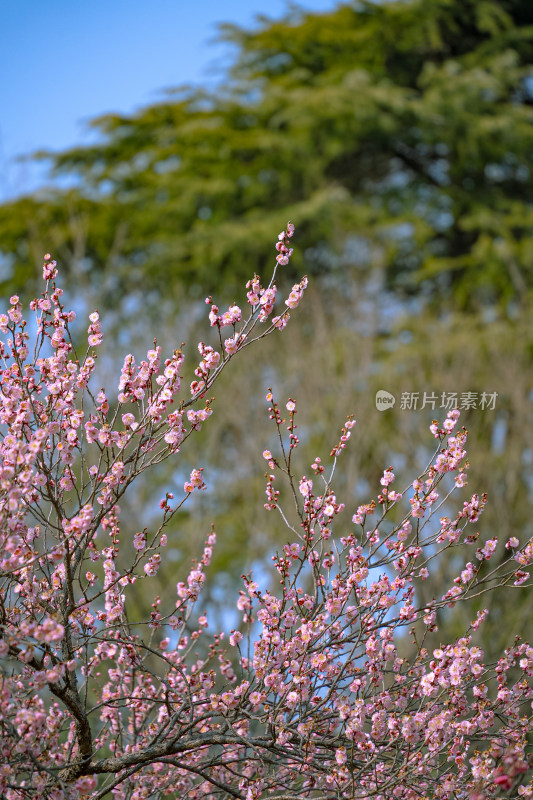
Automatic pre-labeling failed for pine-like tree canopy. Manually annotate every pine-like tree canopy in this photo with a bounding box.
[1,0,533,312]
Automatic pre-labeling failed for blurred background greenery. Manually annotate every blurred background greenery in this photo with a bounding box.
[1,0,532,660]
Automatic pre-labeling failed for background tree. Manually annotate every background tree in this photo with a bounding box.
[2,0,533,309]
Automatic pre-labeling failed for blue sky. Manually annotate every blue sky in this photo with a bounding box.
[1,0,339,200]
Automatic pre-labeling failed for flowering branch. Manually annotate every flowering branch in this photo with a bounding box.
[0,224,531,800]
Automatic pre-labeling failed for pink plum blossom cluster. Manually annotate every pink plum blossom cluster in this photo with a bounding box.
[0,226,531,800]
[203,222,304,355]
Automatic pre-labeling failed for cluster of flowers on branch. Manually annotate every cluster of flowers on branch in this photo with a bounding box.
[0,223,532,800]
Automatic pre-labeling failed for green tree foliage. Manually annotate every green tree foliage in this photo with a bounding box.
[1,0,533,311]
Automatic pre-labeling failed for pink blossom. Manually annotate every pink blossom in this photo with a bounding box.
[299,477,313,497]
[380,467,395,486]
[224,336,239,354]
[272,312,290,330]
[258,286,277,321]
[220,305,242,326]
[74,776,98,794]
[185,468,206,492]
[133,531,146,551]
